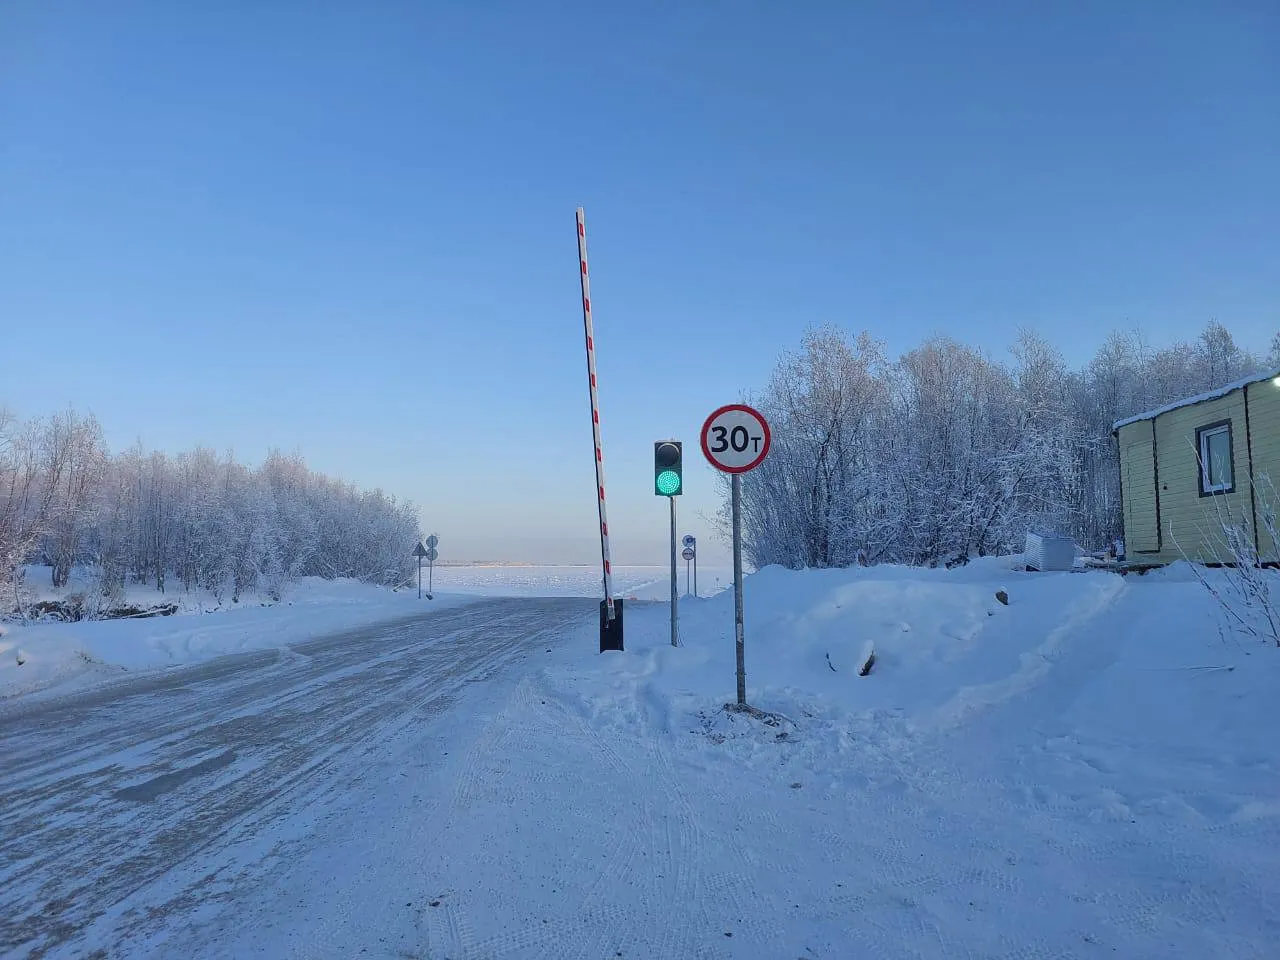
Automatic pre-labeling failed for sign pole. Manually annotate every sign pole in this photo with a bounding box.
[732,473,746,705]
[699,403,770,709]
[670,495,678,646]
[413,540,429,600]
[421,535,438,600]
[683,535,697,598]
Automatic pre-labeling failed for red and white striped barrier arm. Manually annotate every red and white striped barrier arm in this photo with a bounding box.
[577,207,616,619]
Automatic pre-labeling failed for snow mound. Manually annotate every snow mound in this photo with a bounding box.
[544,561,1280,805]
[0,576,469,700]
[526,560,1278,955]
[548,562,1128,729]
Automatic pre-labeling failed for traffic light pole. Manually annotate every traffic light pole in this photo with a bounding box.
[654,438,682,648]
[670,495,678,647]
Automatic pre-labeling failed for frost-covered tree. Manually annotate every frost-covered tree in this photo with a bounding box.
[886,335,1039,563]
[0,407,422,609]
[42,411,107,587]
[1196,320,1254,388]
[1,412,76,600]
[737,326,892,569]
[1,412,49,599]
[735,320,1269,570]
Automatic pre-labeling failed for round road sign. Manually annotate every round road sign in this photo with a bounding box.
[682,534,696,549]
[425,534,439,549]
[425,547,439,562]
[700,404,771,474]
[682,547,695,561]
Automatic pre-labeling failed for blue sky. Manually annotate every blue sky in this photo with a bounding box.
[2,1,1276,566]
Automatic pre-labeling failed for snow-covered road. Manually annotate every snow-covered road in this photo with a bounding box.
[4,566,1277,959]
[0,598,594,958]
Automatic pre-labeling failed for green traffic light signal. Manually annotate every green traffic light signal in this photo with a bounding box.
[654,440,682,496]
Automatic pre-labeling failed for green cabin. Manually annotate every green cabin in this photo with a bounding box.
[1113,369,1280,564]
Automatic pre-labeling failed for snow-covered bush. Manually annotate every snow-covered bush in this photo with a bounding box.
[1177,475,1279,648]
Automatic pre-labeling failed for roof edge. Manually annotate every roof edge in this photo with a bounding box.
[1111,367,1280,433]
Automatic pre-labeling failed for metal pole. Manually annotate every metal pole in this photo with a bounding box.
[733,474,746,705]
[576,208,616,620]
[418,557,422,600]
[670,495,678,646]
[693,553,697,598]
[686,556,690,597]
[428,558,434,596]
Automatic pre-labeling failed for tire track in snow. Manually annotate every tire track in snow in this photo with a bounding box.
[427,672,715,960]
[926,575,1129,734]
[422,677,572,960]
[528,687,660,960]
[632,734,705,959]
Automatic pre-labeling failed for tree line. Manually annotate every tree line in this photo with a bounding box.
[1,409,422,606]
[735,323,1280,570]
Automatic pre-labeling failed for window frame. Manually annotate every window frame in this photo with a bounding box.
[1195,419,1235,496]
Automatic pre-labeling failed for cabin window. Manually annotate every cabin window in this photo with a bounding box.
[1196,421,1234,495]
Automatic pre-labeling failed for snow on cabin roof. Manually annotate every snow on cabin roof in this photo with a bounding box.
[1112,367,1280,432]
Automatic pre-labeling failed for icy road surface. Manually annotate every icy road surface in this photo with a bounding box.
[0,598,592,958]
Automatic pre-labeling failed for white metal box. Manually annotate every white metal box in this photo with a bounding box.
[1025,531,1075,572]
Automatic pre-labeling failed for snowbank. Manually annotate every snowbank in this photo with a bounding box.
[0,564,733,701]
[545,556,1083,728]
[0,577,470,699]
[513,559,1279,954]
[543,558,1280,811]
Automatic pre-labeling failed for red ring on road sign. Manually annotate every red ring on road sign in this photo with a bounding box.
[700,403,772,474]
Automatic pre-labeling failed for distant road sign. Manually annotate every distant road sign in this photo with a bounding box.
[700,404,771,474]
[426,547,439,562]
[682,547,695,561]
[682,534,696,549]
[425,534,439,549]
[413,541,428,559]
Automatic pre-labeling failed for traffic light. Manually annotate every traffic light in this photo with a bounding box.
[654,440,682,496]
